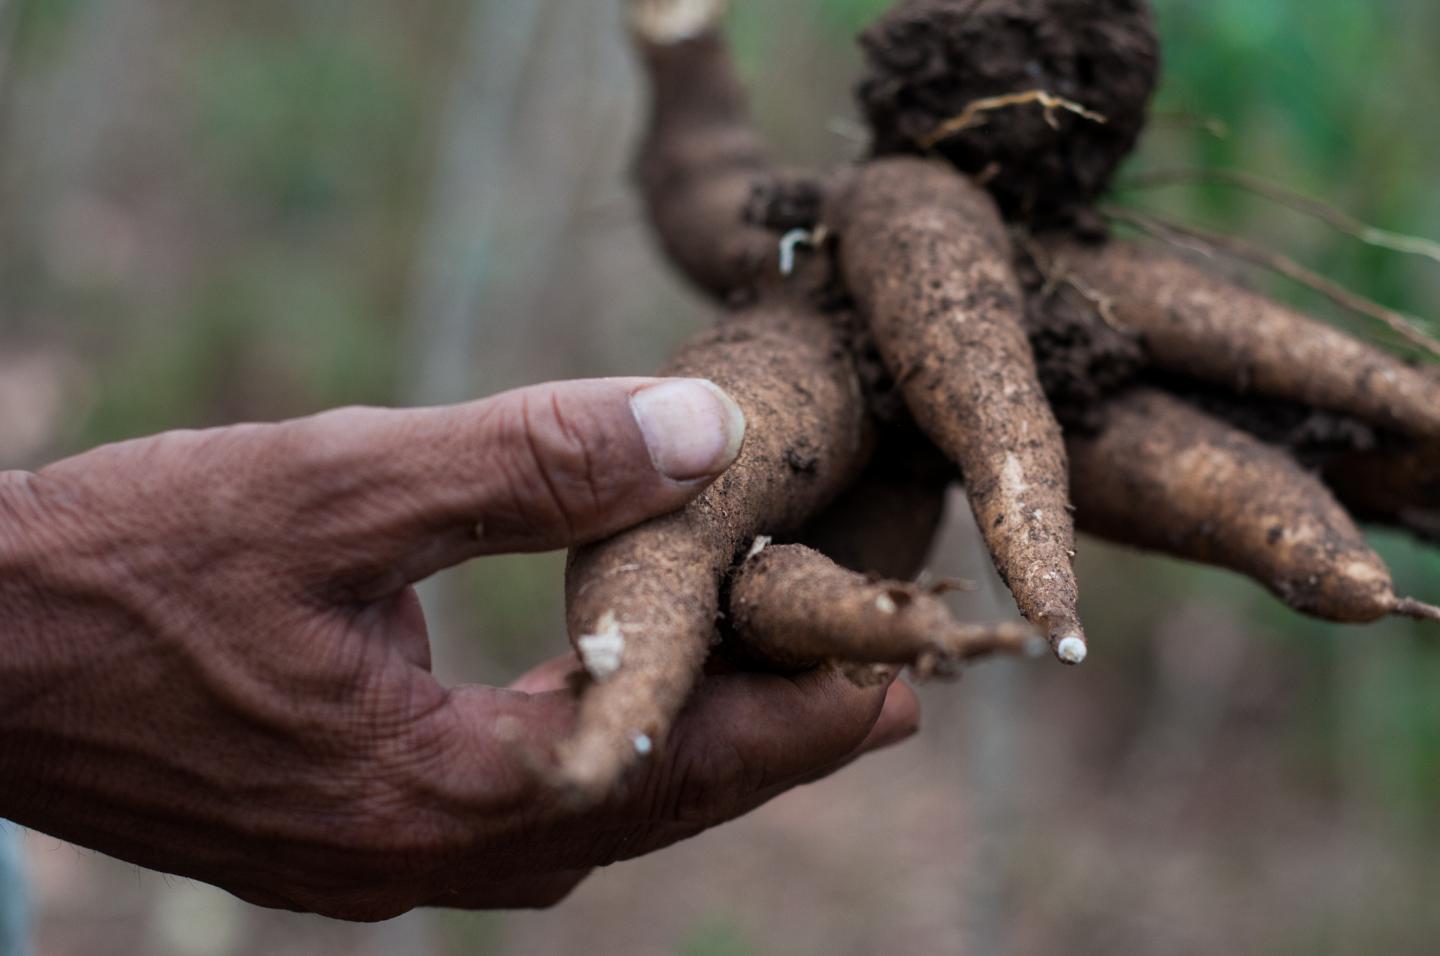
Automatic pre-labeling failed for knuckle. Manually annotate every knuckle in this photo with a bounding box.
[22,434,245,591]
[274,406,387,486]
[497,391,611,540]
[543,391,611,518]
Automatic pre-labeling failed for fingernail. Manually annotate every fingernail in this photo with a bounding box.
[630,379,746,482]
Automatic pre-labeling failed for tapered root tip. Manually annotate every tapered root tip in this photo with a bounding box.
[1056,634,1088,665]
[542,730,657,808]
[1393,597,1440,623]
[944,623,1047,663]
[494,729,613,809]
[629,0,729,43]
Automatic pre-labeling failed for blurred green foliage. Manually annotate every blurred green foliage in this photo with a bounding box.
[676,916,756,956]
[190,31,416,216]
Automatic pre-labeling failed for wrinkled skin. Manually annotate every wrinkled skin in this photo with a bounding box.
[0,378,916,921]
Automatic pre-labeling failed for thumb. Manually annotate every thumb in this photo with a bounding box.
[280,377,746,594]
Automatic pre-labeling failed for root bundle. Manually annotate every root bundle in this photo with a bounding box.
[533,0,1440,799]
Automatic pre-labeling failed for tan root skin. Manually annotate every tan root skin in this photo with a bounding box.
[634,20,778,300]
[729,543,1043,678]
[1052,239,1440,440]
[793,436,952,580]
[558,302,871,799]
[1070,388,1419,623]
[830,157,1085,660]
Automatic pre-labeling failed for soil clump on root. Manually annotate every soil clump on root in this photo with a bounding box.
[857,0,1160,228]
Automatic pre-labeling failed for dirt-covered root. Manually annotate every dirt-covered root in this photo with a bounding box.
[1324,440,1440,546]
[1048,238,1440,440]
[790,428,954,580]
[829,157,1086,663]
[727,543,1043,678]
[631,0,786,301]
[557,300,873,800]
[1069,388,1438,624]
[856,0,1160,227]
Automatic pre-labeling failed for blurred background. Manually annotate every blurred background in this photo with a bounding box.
[2,0,1439,953]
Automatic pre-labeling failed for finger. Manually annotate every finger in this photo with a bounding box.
[508,653,586,695]
[596,666,899,862]
[272,378,746,596]
[429,666,891,857]
[794,678,920,786]
[662,665,896,792]
[857,678,921,755]
[607,674,918,861]
[436,665,908,811]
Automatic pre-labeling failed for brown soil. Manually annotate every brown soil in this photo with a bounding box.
[1014,238,1147,427]
[1324,440,1440,545]
[856,0,1160,227]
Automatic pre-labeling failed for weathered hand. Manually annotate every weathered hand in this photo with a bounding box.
[0,378,917,920]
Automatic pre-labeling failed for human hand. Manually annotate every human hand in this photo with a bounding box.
[0,377,917,920]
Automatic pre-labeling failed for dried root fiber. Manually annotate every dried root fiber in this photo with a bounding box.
[857,0,1161,227]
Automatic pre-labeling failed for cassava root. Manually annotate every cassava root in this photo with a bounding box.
[1069,388,1438,624]
[1042,238,1440,439]
[729,543,1044,678]
[544,0,1440,802]
[632,0,782,300]
[830,158,1087,663]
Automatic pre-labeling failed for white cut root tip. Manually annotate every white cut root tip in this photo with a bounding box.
[629,0,729,45]
[1056,635,1088,665]
[577,611,626,681]
[779,229,813,276]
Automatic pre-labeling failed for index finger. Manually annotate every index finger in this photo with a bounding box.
[418,664,916,870]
